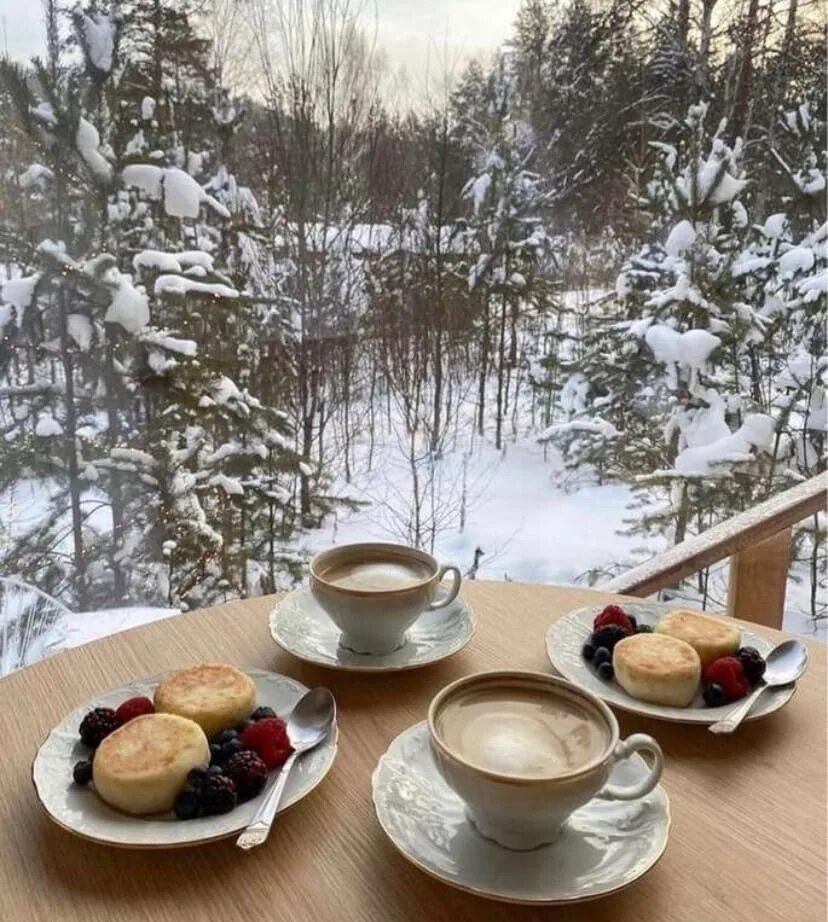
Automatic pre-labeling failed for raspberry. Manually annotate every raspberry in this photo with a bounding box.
[240,717,293,770]
[79,707,120,748]
[115,696,154,724]
[593,605,635,634]
[225,750,269,800]
[703,657,750,702]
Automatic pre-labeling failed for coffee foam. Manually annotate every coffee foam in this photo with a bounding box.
[320,557,431,592]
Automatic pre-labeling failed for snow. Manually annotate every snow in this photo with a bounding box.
[123,164,163,199]
[81,11,115,73]
[154,275,238,299]
[733,254,771,278]
[34,412,63,437]
[141,330,198,356]
[467,173,491,215]
[37,239,77,267]
[133,250,182,273]
[163,168,204,219]
[178,251,215,270]
[777,246,815,280]
[212,376,242,405]
[58,607,180,652]
[674,412,775,475]
[19,164,53,189]
[67,313,93,350]
[1,273,40,322]
[643,324,719,371]
[30,101,56,126]
[762,213,787,238]
[210,474,245,495]
[104,270,150,333]
[538,418,618,440]
[141,96,156,121]
[664,220,696,257]
[76,117,112,181]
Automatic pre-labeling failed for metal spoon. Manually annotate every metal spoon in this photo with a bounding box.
[236,687,336,850]
[708,640,808,734]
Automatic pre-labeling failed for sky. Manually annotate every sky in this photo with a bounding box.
[0,0,524,95]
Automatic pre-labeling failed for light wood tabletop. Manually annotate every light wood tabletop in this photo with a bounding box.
[0,581,825,922]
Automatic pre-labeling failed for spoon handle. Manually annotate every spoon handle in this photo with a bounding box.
[236,750,299,850]
[708,685,767,734]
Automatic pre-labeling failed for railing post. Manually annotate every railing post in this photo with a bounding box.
[726,528,792,629]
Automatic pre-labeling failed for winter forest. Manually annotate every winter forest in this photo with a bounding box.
[0,0,825,657]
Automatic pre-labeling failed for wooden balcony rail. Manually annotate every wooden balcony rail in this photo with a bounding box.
[604,472,827,629]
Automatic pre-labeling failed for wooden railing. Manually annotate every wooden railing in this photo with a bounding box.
[604,472,827,629]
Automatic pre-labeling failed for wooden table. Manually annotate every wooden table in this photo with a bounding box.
[0,582,825,922]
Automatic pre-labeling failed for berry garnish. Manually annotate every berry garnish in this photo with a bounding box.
[221,738,246,761]
[73,760,93,785]
[593,605,635,634]
[174,789,201,820]
[590,625,628,651]
[736,647,766,685]
[214,729,238,746]
[703,657,750,702]
[251,706,277,721]
[201,773,237,815]
[582,643,596,661]
[225,751,269,801]
[628,614,637,630]
[597,662,614,681]
[79,707,120,748]
[115,696,154,724]
[207,764,225,776]
[186,766,208,789]
[209,743,222,765]
[636,624,654,633]
[235,718,255,733]
[593,646,611,666]
[240,717,293,770]
[703,683,727,707]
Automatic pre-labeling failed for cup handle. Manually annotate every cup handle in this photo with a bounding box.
[428,565,462,610]
[597,734,663,801]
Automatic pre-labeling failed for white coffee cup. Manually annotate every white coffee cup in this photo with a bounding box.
[428,670,664,850]
[309,542,462,655]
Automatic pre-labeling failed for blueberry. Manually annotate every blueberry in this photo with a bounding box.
[187,767,208,788]
[72,760,93,786]
[207,764,225,776]
[636,624,654,634]
[209,743,222,764]
[591,625,627,651]
[214,729,238,745]
[174,789,201,820]
[251,706,277,721]
[703,683,727,707]
[235,718,255,733]
[221,738,245,760]
[582,643,596,661]
[593,646,611,666]
[597,662,614,681]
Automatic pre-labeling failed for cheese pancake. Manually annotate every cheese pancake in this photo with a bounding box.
[655,610,740,666]
[613,632,701,707]
[154,663,256,739]
[93,714,209,815]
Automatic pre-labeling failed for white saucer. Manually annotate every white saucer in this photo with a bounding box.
[32,669,338,848]
[269,588,475,672]
[371,721,670,905]
[546,602,796,725]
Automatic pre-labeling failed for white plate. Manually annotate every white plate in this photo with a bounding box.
[372,721,670,905]
[269,587,475,672]
[32,668,338,848]
[546,602,796,725]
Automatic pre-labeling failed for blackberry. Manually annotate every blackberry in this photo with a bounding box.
[597,662,614,681]
[201,774,237,815]
[703,683,727,707]
[251,706,277,721]
[187,766,208,789]
[72,760,93,786]
[174,789,201,820]
[225,751,269,801]
[79,707,120,749]
[736,647,766,686]
[590,625,627,651]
